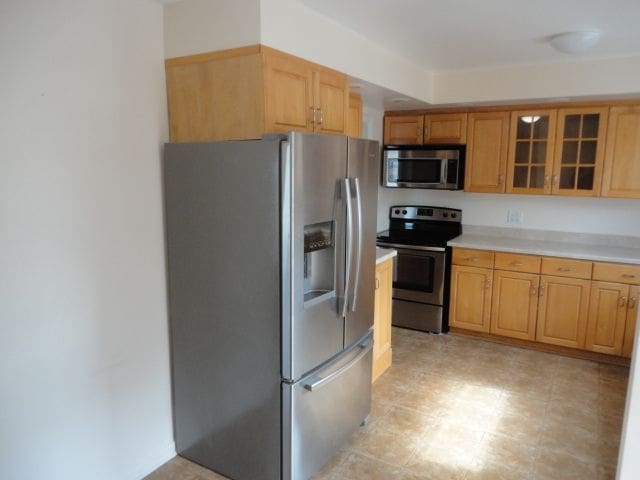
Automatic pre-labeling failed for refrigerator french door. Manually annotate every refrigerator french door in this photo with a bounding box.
[164,132,379,480]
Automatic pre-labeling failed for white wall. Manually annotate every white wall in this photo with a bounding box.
[377,189,640,237]
[163,0,260,58]
[433,55,640,104]
[618,309,640,480]
[0,1,173,479]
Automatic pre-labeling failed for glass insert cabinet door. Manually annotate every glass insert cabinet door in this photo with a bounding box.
[552,107,609,196]
[506,110,557,194]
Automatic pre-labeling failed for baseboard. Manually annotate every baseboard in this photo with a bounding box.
[126,440,176,480]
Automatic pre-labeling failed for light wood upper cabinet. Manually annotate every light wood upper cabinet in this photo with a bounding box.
[384,115,424,145]
[372,258,393,382]
[536,275,591,349]
[424,113,467,144]
[313,68,348,135]
[623,285,639,358]
[490,270,539,340]
[465,112,510,193]
[602,105,640,198]
[506,110,557,195]
[165,45,348,141]
[263,51,314,133]
[347,92,363,137]
[449,265,493,332]
[586,281,629,355]
[553,107,608,196]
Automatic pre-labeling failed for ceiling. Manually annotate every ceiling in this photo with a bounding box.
[301,0,640,72]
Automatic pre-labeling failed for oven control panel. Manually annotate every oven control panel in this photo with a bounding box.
[390,206,462,223]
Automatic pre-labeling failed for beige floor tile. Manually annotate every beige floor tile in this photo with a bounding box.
[404,444,473,480]
[531,448,599,480]
[330,451,411,480]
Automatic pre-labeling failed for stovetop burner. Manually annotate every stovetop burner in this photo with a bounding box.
[376,205,462,248]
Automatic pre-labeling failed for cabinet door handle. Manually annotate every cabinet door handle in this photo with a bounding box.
[558,267,572,272]
[465,256,479,262]
[630,297,637,309]
[510,261,524,267]
[484,279,491,289]
[538,285,545,297]
[318,108,324,125]
[498,174,504,185]
[375,277,380,290]
[309,106,316,126]
[622,273,637,279]
[619,296,628,308]
[552,174,559,186]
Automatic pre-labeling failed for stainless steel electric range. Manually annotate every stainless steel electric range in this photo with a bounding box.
[376,206,462,333]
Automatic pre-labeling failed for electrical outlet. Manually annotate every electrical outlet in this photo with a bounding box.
[507,209,524,225]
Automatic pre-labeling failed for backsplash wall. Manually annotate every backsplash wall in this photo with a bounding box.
[377,188,640,238]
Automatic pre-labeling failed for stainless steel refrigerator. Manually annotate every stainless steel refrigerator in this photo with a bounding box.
[163,132,379,480]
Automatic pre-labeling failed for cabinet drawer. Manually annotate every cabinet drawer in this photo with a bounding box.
[593,262,640,285]
[541,257,593,279]
[452,248,494,268]
[494,252,541,273]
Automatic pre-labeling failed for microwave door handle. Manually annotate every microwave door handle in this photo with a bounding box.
[350,177,363,312]
[441,158,448,187]
[342,178,353,317]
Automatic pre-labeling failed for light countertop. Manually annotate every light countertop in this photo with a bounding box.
[376,247,397,265]
[448,226,640,265]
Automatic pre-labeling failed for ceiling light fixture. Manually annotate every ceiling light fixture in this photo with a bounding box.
[550,31,601,54]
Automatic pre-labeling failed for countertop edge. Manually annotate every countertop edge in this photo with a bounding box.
[448,237,640,265]
[376,248,398,265]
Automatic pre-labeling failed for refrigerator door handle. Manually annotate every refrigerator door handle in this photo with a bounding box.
[303,339,373,391]
[342,178,353,317]
[350,177,363,312]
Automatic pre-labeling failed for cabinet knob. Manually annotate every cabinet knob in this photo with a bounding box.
[497,174,504,185]
[530,286,538,296]
[619,296,628,308]
[538,285,545,297]
[630,297,637,309]
[484,279,492,289]
[510,261,524,267]
[552,175,559,186]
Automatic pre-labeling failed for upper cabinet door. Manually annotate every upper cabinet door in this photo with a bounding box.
[465,112,510,193]
[313,68,348,135]
[263,52,314,133]
[506,110,557,195]
[552,107,609,196]
[602,105,640,198]
[346,92,363,137]
[384,115,424,145]
[424,113,467,144]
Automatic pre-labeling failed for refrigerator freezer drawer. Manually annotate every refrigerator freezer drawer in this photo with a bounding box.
[282,332,373,480]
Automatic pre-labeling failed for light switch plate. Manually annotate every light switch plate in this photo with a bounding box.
[507,209,524,225]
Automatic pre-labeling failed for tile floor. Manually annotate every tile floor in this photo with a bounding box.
[145,328,629,480]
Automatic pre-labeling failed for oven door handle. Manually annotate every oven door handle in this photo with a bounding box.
[376,242,446,252]
[350,177,363,312]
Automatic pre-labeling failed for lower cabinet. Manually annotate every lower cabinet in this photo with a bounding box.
[372,258,393,382]
[449,265,492,332]
[450,247,640,359]
[490,270,539,340]
[623,286,639,358]
[536,275,591,349]
[586,282,634,356]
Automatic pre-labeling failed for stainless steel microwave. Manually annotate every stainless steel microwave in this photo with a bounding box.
[382,146,464,190]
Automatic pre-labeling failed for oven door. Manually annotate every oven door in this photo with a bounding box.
[378,244,445,305]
